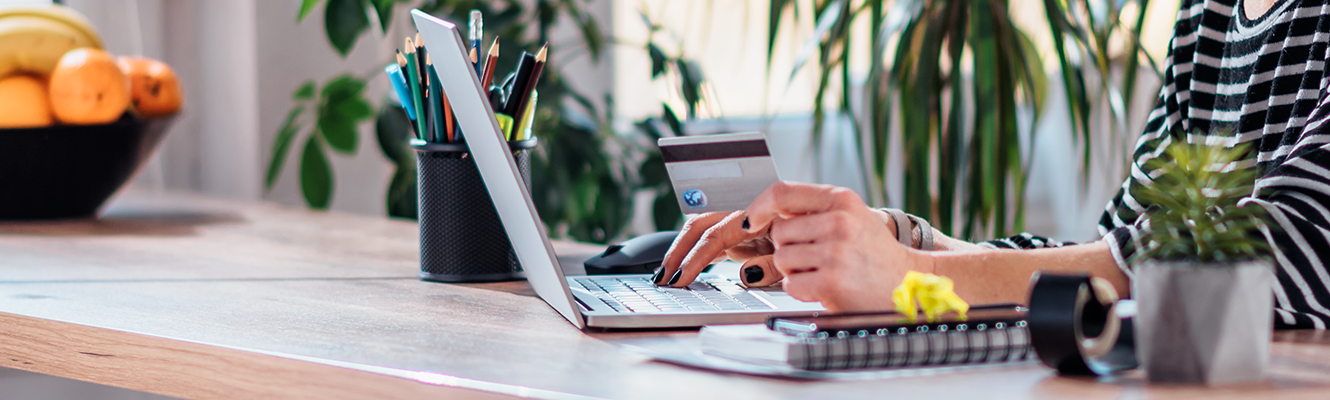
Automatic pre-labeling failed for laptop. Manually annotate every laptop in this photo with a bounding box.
[412,10,824,329]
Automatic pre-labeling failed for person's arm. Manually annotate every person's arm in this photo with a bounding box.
[740,182,1128,312]
[926,241,1127,305]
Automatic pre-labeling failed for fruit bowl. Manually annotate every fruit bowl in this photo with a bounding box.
[0,115,174,220]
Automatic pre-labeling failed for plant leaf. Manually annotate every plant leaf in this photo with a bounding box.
[386,165,417,219]
[788,0,843,82]
[375,104,413,165]
[324,0,370,58]
[266,106,305,191]
[371,0,397,33]
[318,75,372,154]
[298,0,323,22]
[300,135,334,210]
[293,81,316,100]
[653,191,683,231]
[647,43,668,78]
[766,0,793,69]
[675,60,704,117]
[662,104,684,136]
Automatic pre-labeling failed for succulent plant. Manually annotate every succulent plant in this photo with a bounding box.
[1131,140,1272,264]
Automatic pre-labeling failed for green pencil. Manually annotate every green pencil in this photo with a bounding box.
[405,38,427,140]
[428,56,446,143]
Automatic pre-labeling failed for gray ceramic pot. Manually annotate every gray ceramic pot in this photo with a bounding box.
[1133,260,1273,385]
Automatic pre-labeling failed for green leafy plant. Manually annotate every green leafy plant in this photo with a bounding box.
[770,0,1159,239]
[267,0,643,245]
[1131,141,1270,263]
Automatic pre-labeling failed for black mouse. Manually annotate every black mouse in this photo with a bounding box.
[583,231,679,275]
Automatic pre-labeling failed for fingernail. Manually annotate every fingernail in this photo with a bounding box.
[743,266,764,284]
[741,217,750,230]
[651,268,665,284]
[668,270,683,285]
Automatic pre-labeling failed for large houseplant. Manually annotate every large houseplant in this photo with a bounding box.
[1130,141,1274,385]
[770,0,1159,239]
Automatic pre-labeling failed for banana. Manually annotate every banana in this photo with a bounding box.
[0,5,102,49]
[0,15,97,77]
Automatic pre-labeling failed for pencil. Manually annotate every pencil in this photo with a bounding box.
[428,55,447,144]
[404,39,426,141]
[508,44,547,138]
[480,37,499,90]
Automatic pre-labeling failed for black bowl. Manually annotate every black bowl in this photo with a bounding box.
[0,115,175,220]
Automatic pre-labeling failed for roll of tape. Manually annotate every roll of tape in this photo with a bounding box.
[1027,272,1138,376]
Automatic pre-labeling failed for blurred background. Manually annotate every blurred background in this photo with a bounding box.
[53,0,1180,245]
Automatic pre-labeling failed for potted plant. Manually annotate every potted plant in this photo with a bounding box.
[1131,140,1275,385]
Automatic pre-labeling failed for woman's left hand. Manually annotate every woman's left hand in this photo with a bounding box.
[745,182,932,312]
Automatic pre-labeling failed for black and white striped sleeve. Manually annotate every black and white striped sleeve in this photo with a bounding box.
[979,233,1076,250]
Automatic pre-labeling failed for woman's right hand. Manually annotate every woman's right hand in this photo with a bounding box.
[655,211,785,288]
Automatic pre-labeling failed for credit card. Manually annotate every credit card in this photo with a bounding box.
[658,132,781,214]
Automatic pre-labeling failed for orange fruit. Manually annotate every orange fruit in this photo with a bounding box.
[48,48,129,125]
[117,56,183,117]
[0,74,53,128]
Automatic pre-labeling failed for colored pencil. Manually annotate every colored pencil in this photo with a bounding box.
[404,39,426,141]
[428,56,447,144]
[480,38,499,90]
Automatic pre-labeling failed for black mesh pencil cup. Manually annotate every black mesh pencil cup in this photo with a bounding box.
[414,138,537,282]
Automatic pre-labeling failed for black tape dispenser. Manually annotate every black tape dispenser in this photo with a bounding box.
[1027,272,1139,376]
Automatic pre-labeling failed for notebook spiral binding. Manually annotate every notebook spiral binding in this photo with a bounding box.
[787,321,1034,370]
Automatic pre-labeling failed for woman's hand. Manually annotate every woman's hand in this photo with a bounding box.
[744,182,932,312]
[656,210,785,288]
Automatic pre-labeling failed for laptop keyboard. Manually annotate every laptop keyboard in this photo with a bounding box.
[574,276,775,313]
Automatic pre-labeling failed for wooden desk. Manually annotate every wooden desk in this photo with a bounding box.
[2,192,1330,399]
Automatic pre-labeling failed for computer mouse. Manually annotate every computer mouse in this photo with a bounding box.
[583,231,679,275]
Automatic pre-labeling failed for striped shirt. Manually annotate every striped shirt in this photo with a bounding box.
[985,0,1330,328]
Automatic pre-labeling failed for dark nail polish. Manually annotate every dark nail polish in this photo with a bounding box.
[668,270,683,285]
[741,217,750,230]
[743,266,764,284]
[651,268,665,284]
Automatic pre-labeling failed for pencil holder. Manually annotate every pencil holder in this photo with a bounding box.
[413,137,538,283]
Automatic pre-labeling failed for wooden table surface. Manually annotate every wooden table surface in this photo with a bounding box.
[3,191,1330,399]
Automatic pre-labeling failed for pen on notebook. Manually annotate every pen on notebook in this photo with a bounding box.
[469,10,483,75]
[481,38,499,90]
[404,39,426,140]
[509,44,547,139]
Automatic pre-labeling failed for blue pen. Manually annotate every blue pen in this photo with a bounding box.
[384,64,416,121]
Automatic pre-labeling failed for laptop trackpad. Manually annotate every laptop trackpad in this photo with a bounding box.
[751,288,824,310]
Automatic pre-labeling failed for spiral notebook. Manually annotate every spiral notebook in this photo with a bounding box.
[699,307,1034,371]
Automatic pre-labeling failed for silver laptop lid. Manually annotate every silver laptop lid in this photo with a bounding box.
[413,10,585,329]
